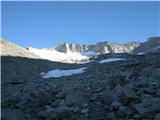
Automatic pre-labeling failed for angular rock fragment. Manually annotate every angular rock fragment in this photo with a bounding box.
[116,109,126,118]
[106,112,117,120]
[111,101,122,109]
[39,106,72,119]
[101,84,123,105]
[112,74,127,86]
[122,85,138,99]
[133,98,160,115]
[122,84,138,103]
[119,106,128,114]
[65,89,90,107]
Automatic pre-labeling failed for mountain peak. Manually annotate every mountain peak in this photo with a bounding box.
[55,43,88,53]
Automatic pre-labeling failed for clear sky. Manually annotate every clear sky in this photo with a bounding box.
[2,1,160,48]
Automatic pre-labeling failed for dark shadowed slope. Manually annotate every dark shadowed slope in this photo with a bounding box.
[132,37,160,54]
[1,52,160,120]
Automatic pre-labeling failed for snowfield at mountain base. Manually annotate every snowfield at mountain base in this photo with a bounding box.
[28,47,89,63]
[99,58,126,63]
[41,67,87,78]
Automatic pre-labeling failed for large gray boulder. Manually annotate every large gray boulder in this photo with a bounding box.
[133,98,160,115]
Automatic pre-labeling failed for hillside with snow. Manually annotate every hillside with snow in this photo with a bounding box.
[1,37,160,64]
[28,47,90,63]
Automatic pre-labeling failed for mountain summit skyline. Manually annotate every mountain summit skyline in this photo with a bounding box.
[1,36,160,63]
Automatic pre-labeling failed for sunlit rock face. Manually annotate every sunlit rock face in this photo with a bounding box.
[89,41,140,54]
[55,41,140,54]
[55,43,89,53]
[0,40,39,59]
[54,37,160,55]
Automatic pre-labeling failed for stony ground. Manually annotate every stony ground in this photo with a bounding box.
[1,53,160,120]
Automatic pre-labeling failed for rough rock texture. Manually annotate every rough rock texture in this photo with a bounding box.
[2,52,160,120]
[55,41,140,54]
[55,43,89,53]
[89,41,140,54]
[53,37,160,55]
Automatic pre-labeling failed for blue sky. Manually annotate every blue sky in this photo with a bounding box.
[2,1,160,48]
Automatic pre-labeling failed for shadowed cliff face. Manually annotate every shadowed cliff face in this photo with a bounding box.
[132,37,160,54]
[1,52,160,120]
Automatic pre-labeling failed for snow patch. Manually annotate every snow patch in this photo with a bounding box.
[137,52,144,55]
[99,58,125,63]
[28,47,89,63]
[41,67,87,78]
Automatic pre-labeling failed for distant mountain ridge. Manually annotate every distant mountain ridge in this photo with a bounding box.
[1,37,160,63]
[55,41,140,54]
[53,37,160,55]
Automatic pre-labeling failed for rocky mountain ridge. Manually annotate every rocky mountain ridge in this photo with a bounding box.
[1,37,160,64]
[55,41,140,54]
[54,37,160,54]
[2,37,160,64]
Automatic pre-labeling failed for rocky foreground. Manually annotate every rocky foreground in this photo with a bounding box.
[1,52,160,120]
